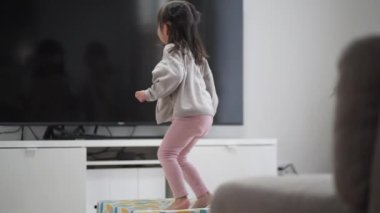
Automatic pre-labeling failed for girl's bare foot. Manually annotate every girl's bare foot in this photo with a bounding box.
[166,196,191,210]
[192,192,213,208]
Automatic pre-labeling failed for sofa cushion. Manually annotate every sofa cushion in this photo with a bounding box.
[211,175,350,213]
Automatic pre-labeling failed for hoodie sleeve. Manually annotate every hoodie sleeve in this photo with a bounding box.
[202,59,219,113]
[144,45,184,102]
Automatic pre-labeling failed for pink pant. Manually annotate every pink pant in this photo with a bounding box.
[158,115,213,198]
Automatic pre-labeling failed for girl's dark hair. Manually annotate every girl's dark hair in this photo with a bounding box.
[157,0,208,65]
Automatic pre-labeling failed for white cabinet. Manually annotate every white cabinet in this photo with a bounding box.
[0,139,277,213]
[138,168,166,199]
[87,168,165,213]
[0,148,86,213]
[187,144,277,197]
[84,139,277,203]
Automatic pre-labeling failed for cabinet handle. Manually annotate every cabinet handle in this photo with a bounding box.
[25,148,37,157]
[225,145,238,152]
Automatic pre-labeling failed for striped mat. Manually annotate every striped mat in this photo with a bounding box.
[97,199,209,213]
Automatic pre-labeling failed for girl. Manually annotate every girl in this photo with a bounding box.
[135,0,218,210]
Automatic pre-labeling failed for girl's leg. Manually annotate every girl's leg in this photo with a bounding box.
[178,137,209,197]
[157,115,213,210]
[158,119,195,209]
[158,121,192,198]
[177,116,213,208]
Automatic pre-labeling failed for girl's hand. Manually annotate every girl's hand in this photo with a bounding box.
[135,90,147,103]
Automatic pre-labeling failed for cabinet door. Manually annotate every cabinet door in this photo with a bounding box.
[138,168,165,199]
[0,148,86,213]
[87,168,139,212]
[187,145,277,196]
[87,167,166,212]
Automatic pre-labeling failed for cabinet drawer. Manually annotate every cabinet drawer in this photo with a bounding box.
[0,148,86,213]
[187,145,277,196]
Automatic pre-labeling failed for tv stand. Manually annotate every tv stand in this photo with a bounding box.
[0,138,277,213]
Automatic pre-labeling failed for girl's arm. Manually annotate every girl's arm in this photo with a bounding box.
[144,50,184,102]
[202,59,219,113]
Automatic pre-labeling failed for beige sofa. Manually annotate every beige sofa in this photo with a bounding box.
[211,36,380,213]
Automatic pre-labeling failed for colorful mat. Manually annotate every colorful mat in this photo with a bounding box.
[97,199,209,213]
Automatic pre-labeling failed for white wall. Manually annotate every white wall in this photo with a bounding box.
[2,0,380,173]
[239,0,380,173]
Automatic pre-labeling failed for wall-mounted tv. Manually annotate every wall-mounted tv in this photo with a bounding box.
[0,0,243,125]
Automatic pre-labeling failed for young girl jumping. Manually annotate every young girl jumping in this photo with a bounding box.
[135,0,218,210]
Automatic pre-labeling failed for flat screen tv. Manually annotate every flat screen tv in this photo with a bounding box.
[0,0,243,125]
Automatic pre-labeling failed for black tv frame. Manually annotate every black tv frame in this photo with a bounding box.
[0,0,243,127]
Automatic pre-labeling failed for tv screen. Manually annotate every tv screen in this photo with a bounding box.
[0,0,242,125]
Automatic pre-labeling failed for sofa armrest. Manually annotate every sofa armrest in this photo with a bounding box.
[369,127,380,213]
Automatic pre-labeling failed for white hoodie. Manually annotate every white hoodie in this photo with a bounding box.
[144,44,218,124]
